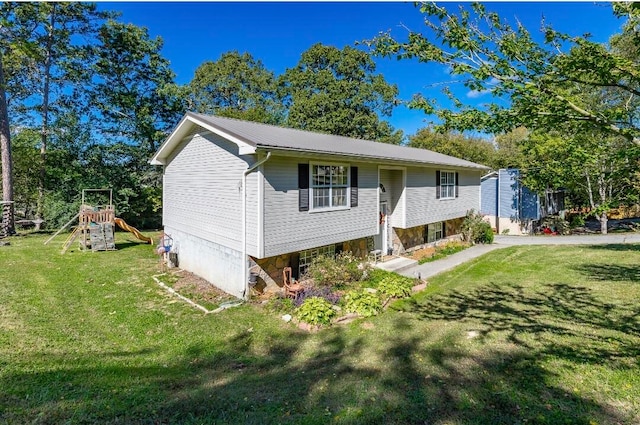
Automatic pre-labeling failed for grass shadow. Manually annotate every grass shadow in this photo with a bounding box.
[1,317,631,424]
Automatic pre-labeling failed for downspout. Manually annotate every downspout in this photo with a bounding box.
[242,151,271,300]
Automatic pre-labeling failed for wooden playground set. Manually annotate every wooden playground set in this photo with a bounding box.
[45,189,152,253]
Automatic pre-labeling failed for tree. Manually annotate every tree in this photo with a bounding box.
[408,127,496,167]
[493,127,528,170]
[520,126,639,234]
[0,53,14,235]
[188,51,283,125]
[281,43,403,143]
[3,2,110,229]
[90,20,186,228]
[367,2,640,146]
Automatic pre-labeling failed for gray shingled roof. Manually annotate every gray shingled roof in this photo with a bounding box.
[153,112,489,170]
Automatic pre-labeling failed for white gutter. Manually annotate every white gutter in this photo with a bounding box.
[241,151,271,300]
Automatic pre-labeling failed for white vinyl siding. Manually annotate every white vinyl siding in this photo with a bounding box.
[440,171,456,199]
[404,167,481,229]
[311,163,349,210]
[163,129,259,256]
[263,156,378,257]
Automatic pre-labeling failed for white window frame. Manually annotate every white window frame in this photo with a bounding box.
[310,162,350,211]
[440,170,456,200]
[298,244,336,277]
[426,222,444,243]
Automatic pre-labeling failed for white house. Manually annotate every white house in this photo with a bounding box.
[151,113,489,298]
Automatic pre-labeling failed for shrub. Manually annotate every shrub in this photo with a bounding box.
[541,216,570,235]
[296,296,336,325]
[294,285,341,307]
[569,214,585,228]
[376,275,412,298]
[461,210,494,244]
[305,252,370,287]
[342,290,382,317]
[265,296,295,314]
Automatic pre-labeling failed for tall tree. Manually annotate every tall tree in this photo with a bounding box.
[0,53,14,235]
[281,43,403,143]
[189,51,283,125]
[90,20,185,228]
[5,2,110,229]
[367,2,640,146]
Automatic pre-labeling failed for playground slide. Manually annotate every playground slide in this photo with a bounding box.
[113,217,153,244]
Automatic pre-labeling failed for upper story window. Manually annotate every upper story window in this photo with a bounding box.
[311,164,349,209]
[440,171,456,199]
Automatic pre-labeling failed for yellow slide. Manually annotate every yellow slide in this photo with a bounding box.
[114,217,153,244]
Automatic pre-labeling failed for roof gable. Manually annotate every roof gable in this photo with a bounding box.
[151,112,489,170]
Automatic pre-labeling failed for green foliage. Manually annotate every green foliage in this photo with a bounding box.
[342,290,382,317]
[417,241,470,264]
[280,43,403,143]
[461,210,494,244]
[188,51,284,125]
[264,295,295,314]
[295,296,336,325]
[305,252,369,288]
[376,275,412,298]
[367,3,640,145]
[568,214,585,228]
[409,127,496,168]
[540,216,570,235]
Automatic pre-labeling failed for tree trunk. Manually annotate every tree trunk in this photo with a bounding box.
[35,4,57,231]
[0,52,15,236]
[599,211,608,235]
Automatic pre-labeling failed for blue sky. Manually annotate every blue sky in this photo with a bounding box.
[101,2,625,138]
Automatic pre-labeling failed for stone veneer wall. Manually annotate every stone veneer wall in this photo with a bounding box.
[392,217,465,254]
[249,236,371,294]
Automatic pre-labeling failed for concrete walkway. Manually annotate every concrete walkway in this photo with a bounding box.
[394,232,640,280]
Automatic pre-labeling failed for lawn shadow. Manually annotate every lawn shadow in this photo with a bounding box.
[573,262,640,282]
[586,243,640,252]
[407,282,640,364]
[1,314,633,424]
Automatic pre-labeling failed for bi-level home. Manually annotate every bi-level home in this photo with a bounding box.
[151,113,489,298]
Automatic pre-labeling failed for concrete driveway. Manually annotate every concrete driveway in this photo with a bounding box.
[397,232,640,281]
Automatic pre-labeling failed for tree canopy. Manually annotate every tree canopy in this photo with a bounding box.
[281,43,403,143]
[188,51,284,125]
[367,2,640,146]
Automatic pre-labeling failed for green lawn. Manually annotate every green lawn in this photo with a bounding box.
[1,234,639,424]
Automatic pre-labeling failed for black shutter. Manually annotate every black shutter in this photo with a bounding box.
[350,166,358,207]
[442,222,446,238]
[334,243,344,256]
[455,172,459,198]
[436,170,441,199]
[298,164,309,211]
[290,252,300,280]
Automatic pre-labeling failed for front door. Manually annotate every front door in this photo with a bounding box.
[374,201,389,253]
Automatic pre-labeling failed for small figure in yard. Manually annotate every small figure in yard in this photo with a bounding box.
[156,232,174,269]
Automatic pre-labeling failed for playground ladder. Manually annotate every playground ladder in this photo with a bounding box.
[61,226,81,254]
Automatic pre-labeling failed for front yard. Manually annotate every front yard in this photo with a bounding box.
[1,233,638,424]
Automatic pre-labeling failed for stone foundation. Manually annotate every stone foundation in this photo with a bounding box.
[392,217,465,254]
[249,237,371,294]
